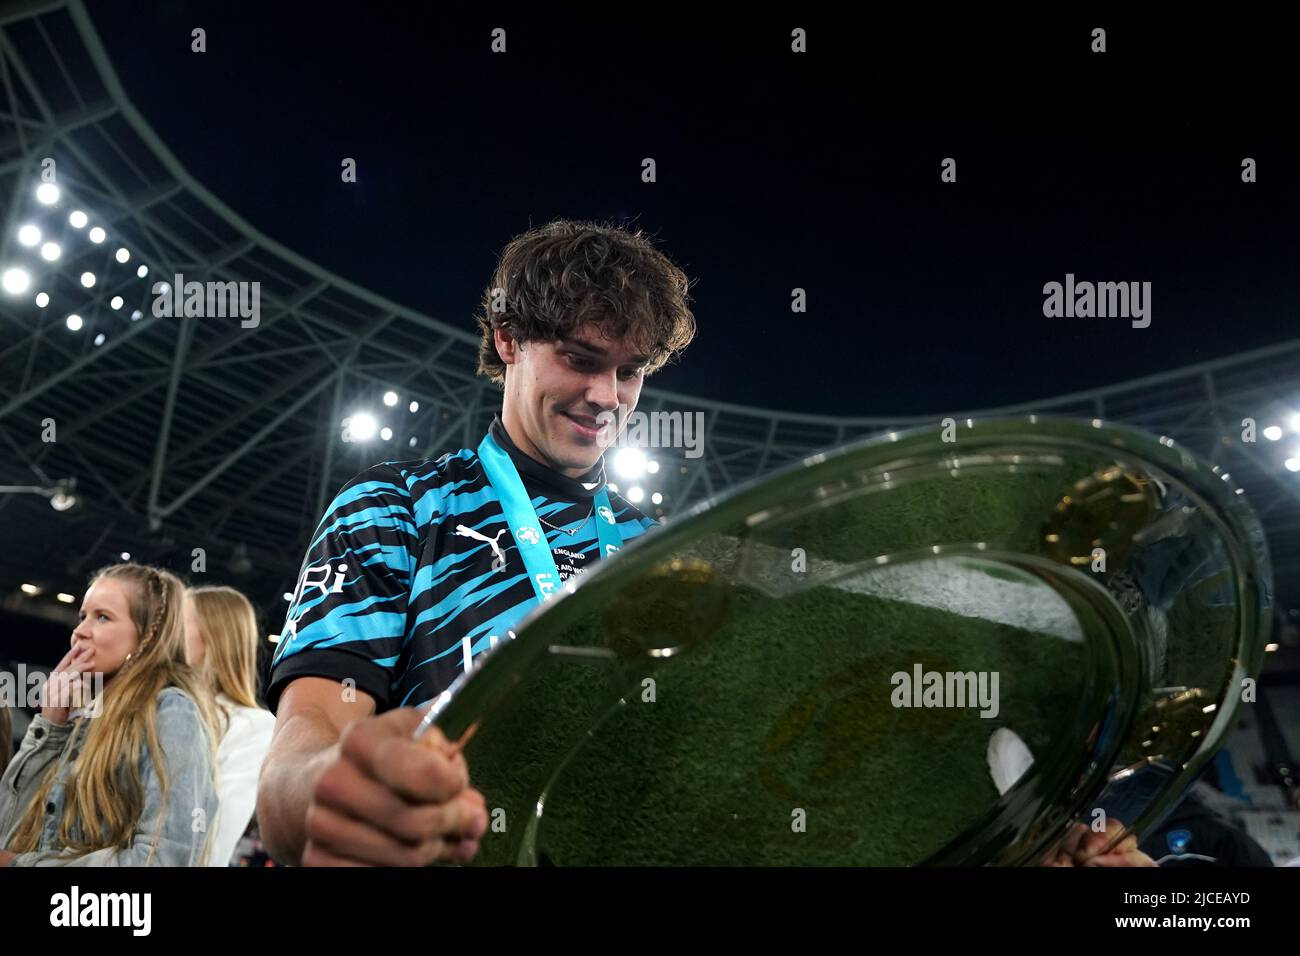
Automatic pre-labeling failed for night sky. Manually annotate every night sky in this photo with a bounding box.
[85,5,1297,417]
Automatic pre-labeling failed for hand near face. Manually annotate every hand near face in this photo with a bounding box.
[40,643,96,726]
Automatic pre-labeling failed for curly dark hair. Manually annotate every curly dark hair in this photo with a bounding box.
[475,220,697,385]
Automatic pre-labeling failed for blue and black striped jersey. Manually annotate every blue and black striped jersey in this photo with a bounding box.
[266,417,656,713]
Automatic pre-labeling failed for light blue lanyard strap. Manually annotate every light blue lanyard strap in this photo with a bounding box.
[592,486,623,559]
[477,433,623,606]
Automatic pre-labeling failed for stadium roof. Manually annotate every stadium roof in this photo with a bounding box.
[2,0,1298,624]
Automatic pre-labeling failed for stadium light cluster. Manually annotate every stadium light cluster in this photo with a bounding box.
[339,390,423,446]
[1261,412,1300,476]
[608,446,668,515]
[4,180,155,345]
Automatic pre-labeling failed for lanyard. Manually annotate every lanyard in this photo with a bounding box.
[476,432,623,605]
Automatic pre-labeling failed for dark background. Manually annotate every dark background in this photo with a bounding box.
[82,4,1299,415]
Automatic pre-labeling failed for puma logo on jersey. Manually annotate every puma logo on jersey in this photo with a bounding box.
[454,524,509,571]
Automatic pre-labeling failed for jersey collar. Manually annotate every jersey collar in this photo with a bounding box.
[488,415,606,500]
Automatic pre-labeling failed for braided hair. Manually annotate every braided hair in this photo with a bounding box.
[137,565,167,660]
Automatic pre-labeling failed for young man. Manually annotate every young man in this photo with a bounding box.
[256,219,1153,868]
[256,220,696,866]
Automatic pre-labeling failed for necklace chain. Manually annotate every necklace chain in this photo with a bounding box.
[538,503,594,536]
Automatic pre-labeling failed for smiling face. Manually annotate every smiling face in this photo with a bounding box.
[496,322,648,477]
[70,576,141,682]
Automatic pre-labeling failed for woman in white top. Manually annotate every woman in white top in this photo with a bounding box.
[183,586,276,866]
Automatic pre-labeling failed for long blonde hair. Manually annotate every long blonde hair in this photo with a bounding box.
[8,564,220,861]
[185,586,262,715]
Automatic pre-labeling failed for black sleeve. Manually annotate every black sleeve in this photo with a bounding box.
[266,463,420,714]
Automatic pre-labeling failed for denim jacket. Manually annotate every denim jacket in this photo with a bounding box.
[0,687,219,866]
